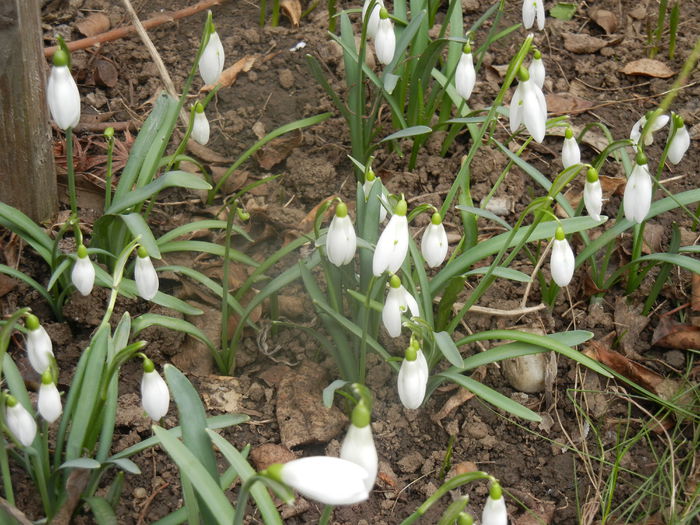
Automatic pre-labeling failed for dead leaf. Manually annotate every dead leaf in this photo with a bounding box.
[600,175,626,196]
[652,317,700,350]
[562,32,608,54]
[614,296,649,358]
[642,223,664,254]
[432,386,475,423]
[249,444,296,471]
[583,341,664,391]
[546,93,594,115]
[202,55,257,91]
[298,195,338,234]
[589,8,618,34]
[280,0,302,26]
[75,13,110,37]
[94,59,118,88]
[0,274,17,298]
[186,140,235,163]
[692,273,700,313]
[620,59,674,78]
[254,129,303,170]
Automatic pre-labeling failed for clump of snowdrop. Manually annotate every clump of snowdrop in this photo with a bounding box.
[623,152,653,224]
[198,16,225,85]
[482,481,508,525]
[71,244,95,296]
[528,48,545,89]
[340,400,377,491]
[509,66,547,143]
[522,0,545,30]
[382,275,419,338]
[362,0,384,39]
[667,113,690,164]
[4,396,37,447]
[373,197,409,276]
[550,226,575,287]
[375,8,396,66]
[191,102,210,146]
[325,200,357,267]
[455,43,476,101]
[421,212,448,268]
[630,111,669,147]
[561,127,581,168]
[397,340,429,409]
[25,314,54,375]
[140,357,170,421]
[583,167,603,221]
[38,369,62,424]
[135,246,159,301]
[47,48,80,131]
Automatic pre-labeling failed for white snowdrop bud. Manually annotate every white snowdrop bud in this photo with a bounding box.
[340,401,377,491]
[482,482,508,525]
[667,114,690,165]
[561,127,581,168]
[623,153,653,224]
[5,396,37,447]
[47,49,80,130]
[38,370,62,424]
[550,227,575,287]
[522,0,545,30]
[325,201,357,266]
[373,197,409,276]
[140,358,170,421]
[375,9,396,66]
[191,103,210,145]
[71,244,95,296]
[421,212,448,268]
[455,44,476,101]
[528,49,545,89]
[199,24,225,85]
[382,275,420,338]
[510,67,547,143]
[397,342,429,410]
[362,169,388,222]
[25,314,54,375]
[135,247,159,301]
[362,0,384,39]
[583,167,603,221]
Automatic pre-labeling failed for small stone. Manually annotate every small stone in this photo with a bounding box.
[249,443,296,471]
[397,451,424,473]
[133,487,147,499]
[279,69,295,89]
[666,350,685,369]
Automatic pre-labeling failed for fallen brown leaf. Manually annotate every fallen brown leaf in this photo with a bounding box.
[600,175,626,196]
[94,59,118,88]
[254,129,303,170]
[692,273,700,313]
[614,296,649,358]
[186,140,235,163]
[280,0,302,26]
[0,274,17,298]
[75,13,111,37]
[589,8,618,34]
[563,32,608,54]
[620,58,674,78]
[202,55,257,91]
[583,341,664,391]
[546,93,594,115]
[652,316,700,350]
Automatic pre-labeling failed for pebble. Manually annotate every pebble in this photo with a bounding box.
[133,487,147,499]
[279,69,295,89]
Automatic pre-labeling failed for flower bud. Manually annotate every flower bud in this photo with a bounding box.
[667,114,690,165]
[561,128,581,168]
[375,10,396,65]
[38,370,62,423]
[5,396,37,447]
[191,102,210,145]
[455,47,476,101]
[373,198,409,276]
[135,247,159,301]
[141,358,170,421]
[482,482,508,525]
[71,244,95,296]
[550,226,575,287]
[382,275,419,338]
[340,402,377,491]
[25,314,54,375]
[397,344,429,409]
[326,201,357,267]
[421,213,448,268]
[623,156,652,224]
[199,25,225,85]
[47,49,81,130]
[583,167,603,221]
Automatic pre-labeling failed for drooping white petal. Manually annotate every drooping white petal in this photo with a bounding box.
[550,238,575,287]
[373,214,409,276]
[509,83,525,134]
[528,57,545,89]
[6,403,37,447]
[199,31,225,85]
[667,125,690,164]
[583,179,603,221]
[482,495,508,525]
[135,255,159,301]
[326,215,357,266]
[362,0,384,39]
[421,223,448,268]
[191,110,210,145]
[522,0,536,29]
[623,162,653,224]
[280,457,370,505]
[71,256,95,296]
[455,52,476,101]
[375,17,396,65]
[38,382,62,423]
[561,136,581,168]
[522,80,546,143]
[340,424,378,491]
[47,65,81,130]
[382,285,406,338]
[397,350,429,409]
[536,0,546,30]
[362,178,388,222]
[27,326,54,375]
[141,369,170,420]
[630,114,669,146]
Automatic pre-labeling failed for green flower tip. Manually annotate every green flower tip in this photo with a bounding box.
[404,344,417,362]
[586,167,599,183]
[431,212,442,225]
[517,66,530,82]
[52,48,69,67]
[237,209,250,221]
[41,368,54,385]
[463,43,471,54]
[672,113,684,128]
[77,244,88,259]
[335,201,348,218]
[564,127,574,140]
[263,462,284,482]
[104,126,114,139]
[142,357,155,373]
[555,226,565,241]
[5,395,18,408]
[489,481,503,500]
[351,401,371,428]
[394,197,407,217]
[635,150,648,166]
[389,274,402,289]
[137,246,148,258]
[365,169,376,182]
[195,102,205,114]
[25,313,40,331]
[379,7,389,19]
[533,49,542,59]
[457,513,474,525]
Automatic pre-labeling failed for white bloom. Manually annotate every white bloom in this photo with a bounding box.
[199,30,225,85]
[421,214,448,268]
[382,276,420,338]
[667,122,690,165]
[522,0,545,30]
[26,317,54,375]
[561,131,581,168]
[482,493,508,525]
[510,72,547,143]
[326,202,357,266]
[363,174,388,222]
[38,381,62,423]
[375,14,396,66]
[71,247,95,296]
[373,199,409,276]
[5,400,37,447]
[550,231,575,287]
[583,168,603,221]
[455,49,476,101]
[528,54,545,89]
[191,106,210,145]
[630,113,669,147]
[340,404,377,492]
[362,0,384,39]
[141,367,170,421]
[135,252,159,301]
[47,51,80,130]
[397,348,429,409]
[276,457,370,505]
[623,159,653,224]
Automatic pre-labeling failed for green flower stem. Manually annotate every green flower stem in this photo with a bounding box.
[220,201,237,367]
[358,275,378,384]
[66,127,78,218]
[0,434,13,505]
[232,474,266,525]
[319,505,334,525]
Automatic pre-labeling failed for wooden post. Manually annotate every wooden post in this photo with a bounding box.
[0,0,57,222]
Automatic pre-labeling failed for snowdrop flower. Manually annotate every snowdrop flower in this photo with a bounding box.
[71,244,95,296]
[421,212,448,268]
[363,169,388,222]
[528,49,545,89]
[47,48,80,130]
[509,66,547,143]
[623,153,653,224]
[326,200,357,266]
[373,197,409,276]
[667,113,690,165]
[4,396,36,447]
[135,247,159,301]
[455,43,476,101]
[522,0,545,30]
[482,482,508,525]
[141,358,170,421]
[550,226,575,287]
[583,167,603,222]
[561,127,581,168]
[38,370,62,424]
[264,457,370,505]
[397,342,429,409]
[340,401,377,491]
[382,275,419,338]
[375,9,396,66]
[198,23,225,85]
[191,102,210,145]
[362,0,384,39]
[630,111,669,147]
[25,314,54,375]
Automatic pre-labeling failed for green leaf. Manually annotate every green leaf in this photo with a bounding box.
[636,253,700,274]
[159,240,258,267]
[59,458,101,470]
[85,497,118,525]
[322,379,349,408]
[463,266,531,283]
[550,2,577,20]
[47,257,73,291]
[433,331,463,368]
[157,220,251,244]
[120,213,161,259]
[455,205,512,231]
[381,125,432,142]
[0,202,53,261]
[0,264,52,305]
[132,314,217,354]
[107,458,141,475]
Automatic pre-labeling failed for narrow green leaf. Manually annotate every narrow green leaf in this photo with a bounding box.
[0,265,52,305]
[85,496,118,525]
[159,240,258,267]
[381,125,432,142]
[322,379,349,408]
[59,458,101,470]
[636,253,700,274]
[455,205,512,230]
[47,257,73,291]
[107,458,141,475]
[433,331,463,368]
[120,213,161,259]
[132,314,217,354]
[463,266,531,283]
[106,172,211,215]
